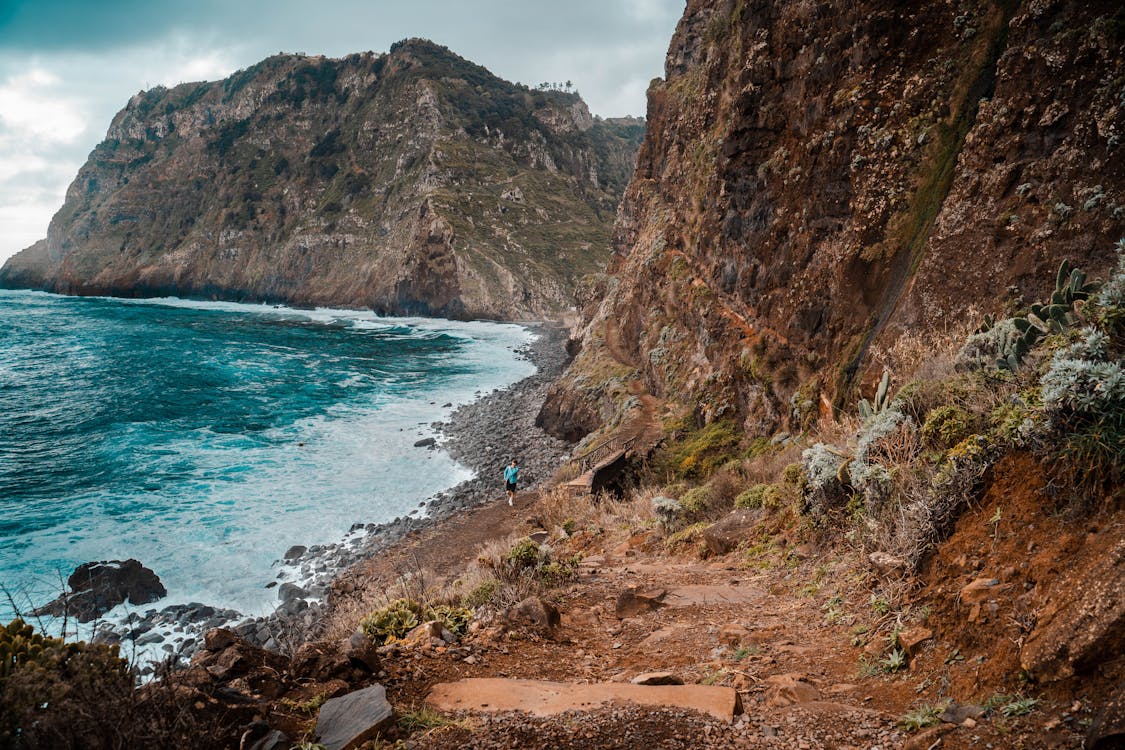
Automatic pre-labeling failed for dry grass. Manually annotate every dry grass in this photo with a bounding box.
[870,316,976,385]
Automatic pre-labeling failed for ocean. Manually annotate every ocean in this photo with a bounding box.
[0,290,534,628]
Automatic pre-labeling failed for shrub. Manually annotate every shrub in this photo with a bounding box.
[425,604,473,636]
[652,419,742,480]
[679,486,713,516]
[505,538,544,571]
[921,405,974,448]
[359,600,475,643]
[781,462,807,489]
[359,599,423,644]
[651,495,683,528]
[735,483,784,509]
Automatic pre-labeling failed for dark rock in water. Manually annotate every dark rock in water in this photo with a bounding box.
[32,559,167,623]
[278,582,309,602]
[284,545,307,560]
[413,437,437,448]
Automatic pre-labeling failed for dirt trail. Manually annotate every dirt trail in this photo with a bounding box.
[316,464,1108,750]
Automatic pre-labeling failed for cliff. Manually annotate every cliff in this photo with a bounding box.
[0,39,644,320]
[542,0,1124,440]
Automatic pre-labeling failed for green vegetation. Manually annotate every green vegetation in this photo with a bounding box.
[358,599,474,645]
[652,419,742,480]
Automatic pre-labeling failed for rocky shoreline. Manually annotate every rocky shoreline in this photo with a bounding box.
[92,321,576,668]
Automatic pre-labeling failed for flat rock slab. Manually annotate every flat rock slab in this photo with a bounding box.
[426,678,742,722]
[663,585,762,607]
[315,684,394,750]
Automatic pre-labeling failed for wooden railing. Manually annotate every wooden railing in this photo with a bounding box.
[576,434,638,472]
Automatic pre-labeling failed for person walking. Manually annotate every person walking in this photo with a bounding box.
[503,458,520,506]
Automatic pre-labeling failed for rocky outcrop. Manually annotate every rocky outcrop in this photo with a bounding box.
[1020,538,1125,683]
[0,39,643,321]
[543,0,1123,440]
[32,559,166,623]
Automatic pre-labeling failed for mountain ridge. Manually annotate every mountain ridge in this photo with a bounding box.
[0,38,643,320]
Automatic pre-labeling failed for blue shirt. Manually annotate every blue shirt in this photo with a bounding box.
[504,465,519,483]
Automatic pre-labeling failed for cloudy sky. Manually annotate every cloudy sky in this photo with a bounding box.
[0,0,683,264]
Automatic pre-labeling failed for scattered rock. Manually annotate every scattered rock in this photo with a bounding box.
[902,724,954,750]
[939,703,985,725]
[314,684,395,750]
[896,626,934,659]
[631,672,684,686]
[502,597,561,633]
[719,623,751,647]
[615,586,667,618]
[702,509,763,555]
[290,641,351,682]
[764,674,820,707]
[32,559,167,623]
[239,723,290,750]
[401,620,446,649]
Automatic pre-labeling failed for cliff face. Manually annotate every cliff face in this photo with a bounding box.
[0,40,643,320]
[542,0,1124,439]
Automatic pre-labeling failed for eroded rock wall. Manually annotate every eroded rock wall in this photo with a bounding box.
[543,0,1124,440]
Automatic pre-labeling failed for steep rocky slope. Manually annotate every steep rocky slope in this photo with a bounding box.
[0,39,643,320]
[543,0,1123,438]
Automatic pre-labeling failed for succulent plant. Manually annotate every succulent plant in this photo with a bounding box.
[858,370,892,420]
[996,260,1098,371]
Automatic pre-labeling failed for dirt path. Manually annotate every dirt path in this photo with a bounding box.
[312,472,1102,749]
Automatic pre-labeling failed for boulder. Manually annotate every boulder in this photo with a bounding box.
[205,628,240,651]
[764,674,820,707]
[278,582,309,602]
[314,684,395,750]
[192,629,288,696]
[343,630,381,673]
[615,586,667,619]
[631,672,684,686]
[290,641,351,682]
[702,509,763,556]
[283,545,307,560]
[413,437,437,448]
[502,597,561,633]
[1022,538,1125,682]
[32,559,167,623]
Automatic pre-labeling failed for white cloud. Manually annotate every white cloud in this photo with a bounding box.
[0,68,88,145]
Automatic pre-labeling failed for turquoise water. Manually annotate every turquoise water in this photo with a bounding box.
[0,290,533,622]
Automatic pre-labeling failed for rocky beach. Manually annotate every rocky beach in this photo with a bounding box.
[86,321,575,668]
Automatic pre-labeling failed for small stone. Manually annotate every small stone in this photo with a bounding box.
[631,671,684,686]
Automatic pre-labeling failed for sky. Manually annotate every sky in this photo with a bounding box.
[0,0,683,264]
